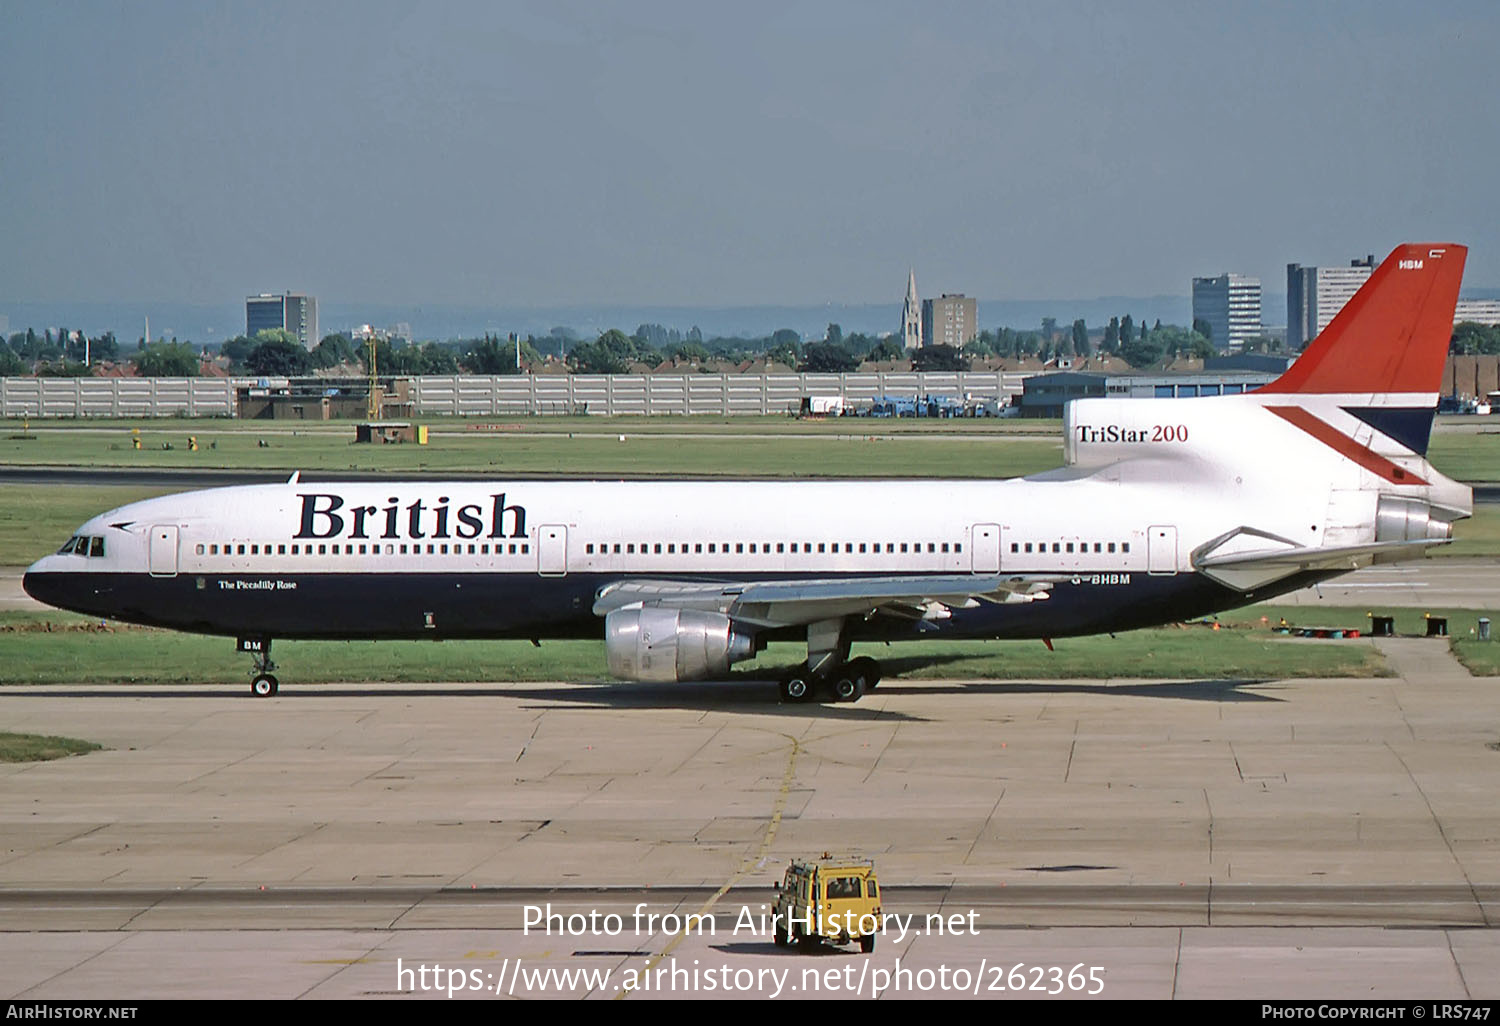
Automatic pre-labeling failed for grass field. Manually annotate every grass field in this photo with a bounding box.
[0,607,1387,686]
[4,413,1498,480]
[0,731,102,762]
[0,423,1065,479]
[1450,639,1500,675]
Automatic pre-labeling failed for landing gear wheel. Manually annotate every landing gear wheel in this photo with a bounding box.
[251,674,279,697]
[847,656,881,690]
[779,675,813,703]
[832,675,865,702]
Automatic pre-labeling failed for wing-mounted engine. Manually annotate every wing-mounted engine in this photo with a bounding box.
[604,606,757,683]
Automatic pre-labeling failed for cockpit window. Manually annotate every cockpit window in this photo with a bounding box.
[58,535,104,557]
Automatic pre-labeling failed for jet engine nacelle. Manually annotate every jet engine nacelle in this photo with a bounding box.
[1375,496,1453,543]
[604,606,757,683]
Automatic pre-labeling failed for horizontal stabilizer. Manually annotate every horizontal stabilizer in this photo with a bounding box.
[1194,538,1446,592]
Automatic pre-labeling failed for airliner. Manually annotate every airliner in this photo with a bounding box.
[23,244,1471,701]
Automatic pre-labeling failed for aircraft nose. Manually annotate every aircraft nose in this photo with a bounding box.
[22,556,62,607]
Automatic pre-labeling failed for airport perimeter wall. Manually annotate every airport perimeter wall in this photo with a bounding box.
[0,371,1027,419]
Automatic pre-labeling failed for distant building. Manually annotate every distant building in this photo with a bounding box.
[921,293,977,349]
[900,271,922,350]
[246,292,319,350]
[1454,299,1500,326]
[1286,256,1375,350]
[1019,370,1278,418]
[1191,273,1261,353]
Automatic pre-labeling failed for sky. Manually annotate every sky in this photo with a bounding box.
[3,0,1499,313]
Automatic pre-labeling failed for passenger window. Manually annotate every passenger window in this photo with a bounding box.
[1122,543,1130,553]
[708,544,716,553]
[238,544,247,555]
[1024,543,1033,553]
[940,543,948,553]
[1066,543,1073,553]
[654,544,662,554]
[1107,543,1115,553]
[195,543,205,556]
[318,544,327,554]
[1010,543,1018,553]
[586,544,594,554]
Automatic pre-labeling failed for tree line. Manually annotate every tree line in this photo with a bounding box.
[21,313,1491,379]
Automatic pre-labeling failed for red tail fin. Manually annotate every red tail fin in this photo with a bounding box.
[1261,243,1465,395]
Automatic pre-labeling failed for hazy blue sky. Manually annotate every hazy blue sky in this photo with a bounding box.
[4,1,1499,309]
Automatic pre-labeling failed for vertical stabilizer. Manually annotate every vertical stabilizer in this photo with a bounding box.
[1260,243,1465,397]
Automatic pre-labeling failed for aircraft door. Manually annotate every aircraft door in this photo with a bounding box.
[538,524,568,576]
[149,525,179,577]
[1147,525,1177,575]
[970,523,1001,573]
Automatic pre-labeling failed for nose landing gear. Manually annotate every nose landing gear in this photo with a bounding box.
[240,637,279,697]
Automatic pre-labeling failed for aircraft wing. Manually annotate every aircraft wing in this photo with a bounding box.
[591,574,1060,629]
[1193,538,1446,592]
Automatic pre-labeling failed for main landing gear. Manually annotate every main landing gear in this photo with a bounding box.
[246,639,279,697]
[778,618,882,704]
[778,656,882,704]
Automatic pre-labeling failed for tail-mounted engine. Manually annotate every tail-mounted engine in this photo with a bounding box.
[605,606,757,683]
[1374,496,1454,544]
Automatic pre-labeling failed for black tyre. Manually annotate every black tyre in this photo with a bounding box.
[833,676,864,702]
[848,656,881,690]
[251,674,277,698]
[860,933,876,953]
[780,676,812,703]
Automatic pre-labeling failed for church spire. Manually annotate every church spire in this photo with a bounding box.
[901,269,922,350]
